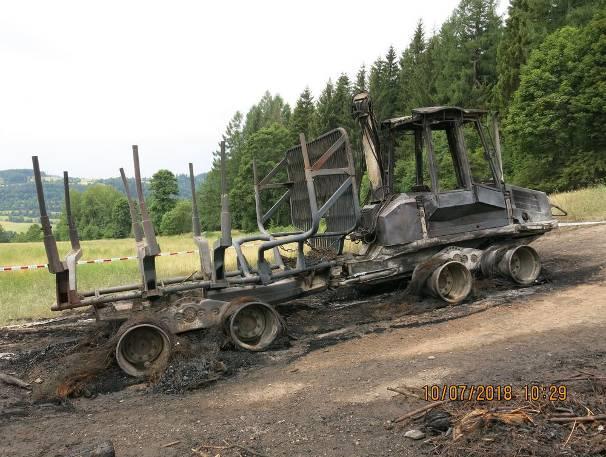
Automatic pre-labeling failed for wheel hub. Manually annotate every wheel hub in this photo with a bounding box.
[232,306,267,342]
[510,254,521,277]
[121,326,164,365]
[438,268,454,295]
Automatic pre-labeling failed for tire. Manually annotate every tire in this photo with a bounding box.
[114,315,174,378]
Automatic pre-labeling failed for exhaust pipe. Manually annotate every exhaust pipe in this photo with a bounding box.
[481,245,541,285]
[425,260,472,304]
[224,301,282,351]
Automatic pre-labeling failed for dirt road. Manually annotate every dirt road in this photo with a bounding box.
[1,225,606,456]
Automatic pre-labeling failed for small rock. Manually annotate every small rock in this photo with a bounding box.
[34,378,43,384]
[404,429,425,440]
[427,356,435,360]
[598,425,604,432]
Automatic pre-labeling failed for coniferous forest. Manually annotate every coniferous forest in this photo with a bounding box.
[197,0,606,232]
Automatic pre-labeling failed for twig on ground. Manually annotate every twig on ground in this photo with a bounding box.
[161,440,181,448]
[554,407,575,415]
[548,414,606,423]
[394,400,448,423]
[0,373,31,389]
[563,421,577,447]
[387,386,423,400]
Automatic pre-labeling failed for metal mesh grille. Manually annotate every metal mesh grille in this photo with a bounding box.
[512,189,541,212]
[285,129,359,252]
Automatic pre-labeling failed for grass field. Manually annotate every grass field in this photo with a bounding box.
[1,186,604,325]
[549,185,606,222]
[0,220,34,233]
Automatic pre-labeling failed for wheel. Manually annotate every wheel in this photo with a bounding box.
[114,317,173,377]
[426,260,472,304]
[481,244,541,285]
[225,301,282,351]
[504,245,541,285]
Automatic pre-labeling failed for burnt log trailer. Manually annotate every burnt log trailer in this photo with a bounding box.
[32,94,557,377]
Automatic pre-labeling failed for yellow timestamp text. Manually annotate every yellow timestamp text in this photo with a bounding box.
[423,384,568,402]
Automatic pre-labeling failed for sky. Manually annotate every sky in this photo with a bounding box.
[0,0,507,178]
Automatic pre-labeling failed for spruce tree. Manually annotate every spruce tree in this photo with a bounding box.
[495,0,531,110]
[290,87,317,139]
[333,74,354,133]
[433,0,502,108]
[315,79,337,133]
[400,19,430,111]
[353,65,367,94]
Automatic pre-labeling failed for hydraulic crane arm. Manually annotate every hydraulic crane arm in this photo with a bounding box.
[352,92,385,202]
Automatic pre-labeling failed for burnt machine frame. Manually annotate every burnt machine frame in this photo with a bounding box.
[32,129,360,313]
[30,94,558,376]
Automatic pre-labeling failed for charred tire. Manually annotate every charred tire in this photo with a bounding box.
[425,260,472,304]
[481,245,541,285]
[226,301,282,351]
[503,245,541,285]
[114,317,173,378]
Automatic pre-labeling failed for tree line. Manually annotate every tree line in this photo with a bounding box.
[0,169,194,243]
[0,169,205,219]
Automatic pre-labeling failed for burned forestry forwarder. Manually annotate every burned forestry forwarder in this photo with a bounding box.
[32,93,557,377]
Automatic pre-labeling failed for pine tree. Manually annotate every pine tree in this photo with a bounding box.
[368,57,385,105]
[223,111,243,154]
[230,124,294,231]
[315,79,337,134]
[368,46,401,121]
[243,92,290,137]
[333,74,354,132]
[382,46,401,118]
[290,87,316,139]
[353,65,367,94]
[495,0,531,110]
[400,19,430,111]
[433,0,502,108]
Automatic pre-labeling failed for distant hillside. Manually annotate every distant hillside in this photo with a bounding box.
[0,169,207,220]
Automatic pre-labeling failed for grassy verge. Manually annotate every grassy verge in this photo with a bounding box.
[549,185,606,222]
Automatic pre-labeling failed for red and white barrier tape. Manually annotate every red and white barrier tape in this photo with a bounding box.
[0,250,196,272]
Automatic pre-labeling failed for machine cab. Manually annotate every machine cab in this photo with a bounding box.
[382,107,510,238]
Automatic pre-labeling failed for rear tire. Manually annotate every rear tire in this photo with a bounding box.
[425,260,473,304]
[224,301,283,351]
[114,316,174,378]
